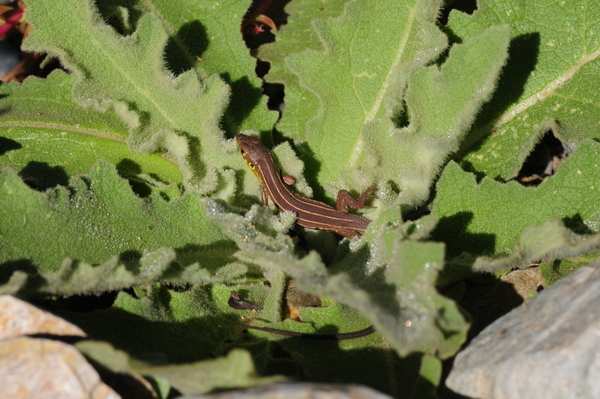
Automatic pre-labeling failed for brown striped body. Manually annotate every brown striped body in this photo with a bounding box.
[236,134,370,237]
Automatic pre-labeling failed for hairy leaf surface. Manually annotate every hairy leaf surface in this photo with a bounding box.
[0,161,233,270]
[23,0,243,193]
[210,201,467,358]
[0,72,181,183]
[260,0,509,207]
[433,141,600,257]
[450,0,600,178]
[141,0,277,134]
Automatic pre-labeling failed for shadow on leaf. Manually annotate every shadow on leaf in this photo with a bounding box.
[18,161,69,191]
[0,136,22,156]
[458,32,541,156]
[431,211,496,258]
[165,21,208,76]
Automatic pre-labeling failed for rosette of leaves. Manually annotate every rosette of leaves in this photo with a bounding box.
[2,0,600,397]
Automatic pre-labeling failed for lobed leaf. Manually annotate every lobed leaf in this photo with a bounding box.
[450,0,600,178]
[140,0,277,134]
[0,161,234,271]
[0,248,248,297]
[259,0,448,196]
[366,24,510,204]
[0,72,181,188]
[432,141,600,257]
[22,0,245,194]
[209,201,467,358]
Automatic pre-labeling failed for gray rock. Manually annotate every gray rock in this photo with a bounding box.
[447,264,600,399]
[182,382,391,399]
[0,295,85,340]
[0,337,119,399]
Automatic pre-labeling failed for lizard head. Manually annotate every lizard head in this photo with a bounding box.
[235,134,270,172]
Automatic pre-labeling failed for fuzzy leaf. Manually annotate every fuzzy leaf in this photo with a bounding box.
[432,141,600,258]
[260,0,509,207]
[209,202,467,358]
[0,161,234,271]
[76,340,281,395]
[440,220,600,286]
[259,0,448,195]
[472,221,600,273]
[0,72,181,185]
[450,0,600,178]
[141,0,277,134]
[22,0,244,193]
[541,250,600,286]
[0,248,247,297]
[366,24,510,204]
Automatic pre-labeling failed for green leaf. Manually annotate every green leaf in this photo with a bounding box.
[22,0,244,194]
[541,250,600,286]
[0,72,181,184]
[259,0,448,195]
[367,24,510,204]
[260,0,509,206]
[433,141,600,257]
[471,220,600,273]
[0,248,247,297]
[76,340,281,395]
[0,72,128,139]
[450,0,600,178]
[140,0,277,134]
[209,202,467,358]
[0,161,234,271]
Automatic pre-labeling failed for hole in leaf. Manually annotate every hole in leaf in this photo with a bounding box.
[242,0,289,49]
[19,161,68,191]
[516,130,567,186]
[0,136,22,155]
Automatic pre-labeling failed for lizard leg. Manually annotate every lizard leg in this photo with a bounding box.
[335,185,375,212]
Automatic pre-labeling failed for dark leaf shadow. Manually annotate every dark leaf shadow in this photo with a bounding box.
[458,32,541,156]
[221,74,265,136]
[431,211,496,258]
[0,136,22,156]
[164,21,208,76]
[563,214,594,235]
[19,161,69,191]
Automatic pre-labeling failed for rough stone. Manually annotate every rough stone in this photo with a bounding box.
[182,382,391,399]
[0,337,119,399]
[0,295,85,339]
[447,263,600,399]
